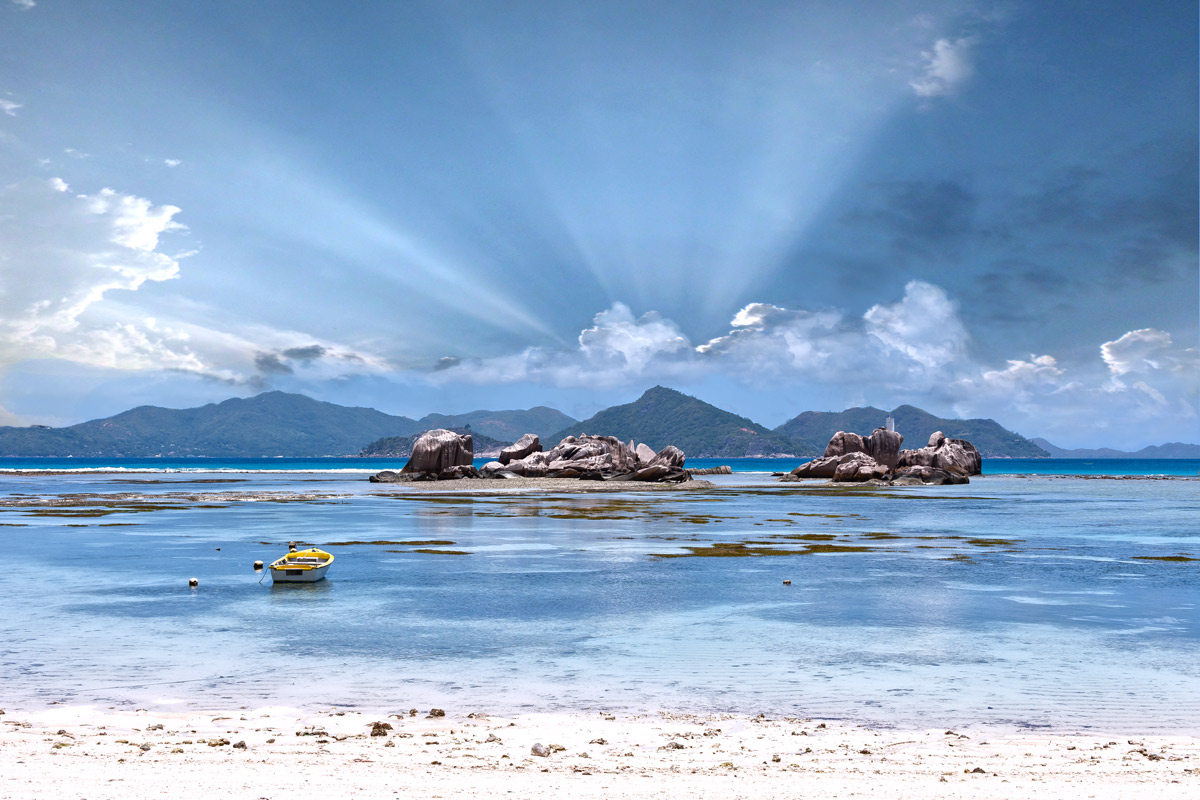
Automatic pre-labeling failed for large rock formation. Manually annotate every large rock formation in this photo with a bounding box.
[369,428,477,482]
[482,434,689,483]
[825,427,903,470]
[499,433,541,465]
[784,427,978,485]
[782,450,888,482]
[897,431,982,476]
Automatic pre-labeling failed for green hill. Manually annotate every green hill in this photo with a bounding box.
[547,386,816,458]
[416,406,576,442]
[775,404,1049,458]
[360,427,509,457]
[0,391,422,457]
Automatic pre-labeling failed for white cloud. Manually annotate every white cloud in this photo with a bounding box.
[910,37,974,98]
[436,281,970,394]
[164,159,182,167]
[10,0,35,10]
[428,282,1197,448]
[0,179,390,386]
[0,98,21,116]
[1100,328,1175,376]
[863,280,968,369]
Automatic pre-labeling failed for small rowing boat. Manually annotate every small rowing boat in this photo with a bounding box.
[268,547,334,583]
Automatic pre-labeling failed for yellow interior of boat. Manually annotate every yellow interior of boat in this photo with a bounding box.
[269,548,334,569]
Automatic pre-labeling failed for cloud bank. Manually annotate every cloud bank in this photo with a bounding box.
[0,179,389,388]
[433,281,1197,445]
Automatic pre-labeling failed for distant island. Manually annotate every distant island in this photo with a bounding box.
[0,386,1188,460]
[1030,438,1200,459]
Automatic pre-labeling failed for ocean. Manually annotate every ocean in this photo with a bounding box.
[1,458,1196,733]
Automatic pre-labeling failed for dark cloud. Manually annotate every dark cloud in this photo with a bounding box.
[842,179,978,245]
[281,344,327,361]
[254,352,293,375]
[434,356,461,370]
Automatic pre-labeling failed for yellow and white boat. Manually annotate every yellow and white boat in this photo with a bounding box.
[268,548,334,583]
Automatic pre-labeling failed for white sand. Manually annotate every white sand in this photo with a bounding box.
[2,705,1195,799]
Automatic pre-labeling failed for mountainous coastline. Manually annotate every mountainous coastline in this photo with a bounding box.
[548,386,817,458]
[1030,438,1200,459]
[415,407,576,442]
[2,387,1182,460]
[776,404,1049,458]
[0,392,422,457]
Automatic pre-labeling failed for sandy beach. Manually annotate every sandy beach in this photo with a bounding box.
[2,705,1195,799]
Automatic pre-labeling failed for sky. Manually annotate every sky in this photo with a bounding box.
[0,0,1196,449]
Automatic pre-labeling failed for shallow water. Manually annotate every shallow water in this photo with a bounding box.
[0,471,1196,732]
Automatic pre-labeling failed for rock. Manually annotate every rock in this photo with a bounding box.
[824,428,903,470]
[499,433,540,465]
[898,435,981,476]
[831,452,889,482]
[531,742,551,757]
[635,443,657,464]
[865,427,903,470]
[232,740,247,750]
[401,429,475,478]
[892,465,969,485]
[631,465,670,482]
[370,721,392,737]
[686,465,733,475]
[784,455,842,479]
[648,445,685,469]
[824,431,868,459]
[427,708,445,718]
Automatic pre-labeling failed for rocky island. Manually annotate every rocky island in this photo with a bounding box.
[370,429,690,483]
[782,428,982,485]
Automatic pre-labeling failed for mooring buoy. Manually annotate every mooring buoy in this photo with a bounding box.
[782,579,792,585]
[253,560,264,570]
[188,577,199,587]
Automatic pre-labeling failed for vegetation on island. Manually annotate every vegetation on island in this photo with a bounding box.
[547,386,818,458]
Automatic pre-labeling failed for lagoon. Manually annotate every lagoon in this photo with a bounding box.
[0,465,1196,734]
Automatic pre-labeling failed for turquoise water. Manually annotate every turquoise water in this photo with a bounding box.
[1,466,1196,732]
[2,456,1198,476]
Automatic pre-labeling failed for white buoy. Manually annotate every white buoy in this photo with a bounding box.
[253,561,264,570]
[188,577,199,587]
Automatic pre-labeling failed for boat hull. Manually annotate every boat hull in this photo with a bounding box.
[269,563,330,583]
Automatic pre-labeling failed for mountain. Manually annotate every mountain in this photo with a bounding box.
[547,386,816,458]
[1031,438,1200,459]
[0,392,423,457]
[416,406,576,442]
[360,427,510,458]
[775,404,1049,458]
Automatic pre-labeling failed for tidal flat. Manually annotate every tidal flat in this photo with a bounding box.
[0,470,1196,738]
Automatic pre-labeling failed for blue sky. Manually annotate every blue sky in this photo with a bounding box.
[0,0,1195,448]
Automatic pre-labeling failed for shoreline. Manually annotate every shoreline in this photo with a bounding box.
[2,704,1194,799]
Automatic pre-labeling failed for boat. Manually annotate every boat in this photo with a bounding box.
[268,547,335,583]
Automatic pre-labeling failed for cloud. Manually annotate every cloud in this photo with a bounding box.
[0,179,390,386]
[254,352,292,375]
[432,302,696,389]
[1101,328,1177,376]
[10,0,35,9]
[0,98,21,116]
[910,37,974,98]
[436,282,970,393]
[427,282,1197,447]
[164,159,182,167]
